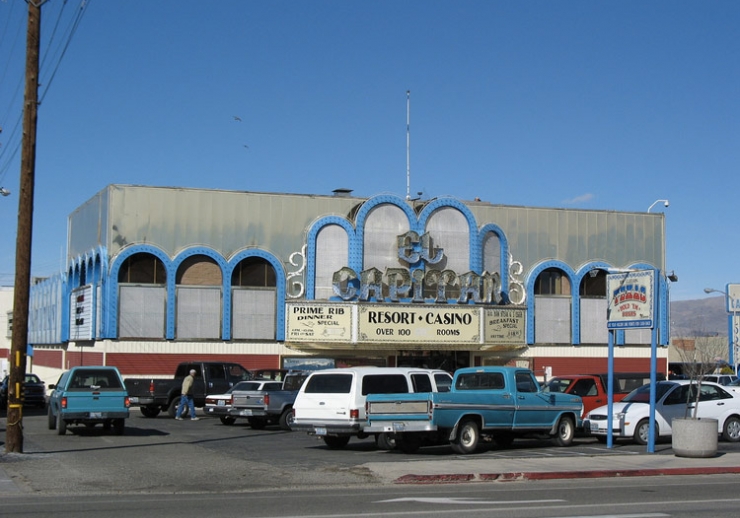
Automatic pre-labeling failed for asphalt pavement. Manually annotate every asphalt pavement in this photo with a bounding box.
[2,441,740,492]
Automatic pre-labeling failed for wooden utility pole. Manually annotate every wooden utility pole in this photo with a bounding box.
[6,0,43,453]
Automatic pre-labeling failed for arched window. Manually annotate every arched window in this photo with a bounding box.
[118,252,167,339]
[118,254,166,284]
[232,256,277,340]
[535,268,571,295]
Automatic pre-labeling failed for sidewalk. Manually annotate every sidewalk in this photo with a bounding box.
[362,451,740,484]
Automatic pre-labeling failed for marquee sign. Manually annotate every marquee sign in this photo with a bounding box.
[332,231,502,305]
[606,270,655,329]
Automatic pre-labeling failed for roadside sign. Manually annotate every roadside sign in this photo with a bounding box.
[606,270,655,329]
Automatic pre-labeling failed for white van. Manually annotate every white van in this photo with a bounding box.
[291,366,452,449]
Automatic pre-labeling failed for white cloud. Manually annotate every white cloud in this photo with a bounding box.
[562,193,595,205]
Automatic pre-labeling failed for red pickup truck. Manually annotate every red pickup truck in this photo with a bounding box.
[543,372,665,419]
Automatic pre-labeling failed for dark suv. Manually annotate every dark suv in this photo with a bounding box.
[0,373,47,410]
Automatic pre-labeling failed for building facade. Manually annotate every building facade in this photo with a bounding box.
[21,185,670,379]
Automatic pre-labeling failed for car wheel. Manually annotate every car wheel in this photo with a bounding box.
[47,405,56,430]
[451,419,479,454]
[322,435,350,449]
[140,406,161,418]
[113,419,125,436]
[375,432,397,451]
[633,419,655,445]
[220,416,236,426]
[722,415,740,442]
[278,408,294,430]
[553,416,575,447]
[56,412,67,435]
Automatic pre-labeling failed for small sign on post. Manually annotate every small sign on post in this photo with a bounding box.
[606,270,655,330]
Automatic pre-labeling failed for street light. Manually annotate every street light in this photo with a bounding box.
[647,199,669,212]
[704,287,738,375]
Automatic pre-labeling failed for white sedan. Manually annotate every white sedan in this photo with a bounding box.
[585,380,740,445]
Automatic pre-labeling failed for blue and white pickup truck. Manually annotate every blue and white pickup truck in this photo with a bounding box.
[47,366,130,435]
[364,366,583,454]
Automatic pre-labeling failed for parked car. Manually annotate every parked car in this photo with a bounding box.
[703,374,738,386]
[47,366,130,435]
[0,373,47,410]
[124,361,252,418]
[543,372,663,419]
[584,380,740,445]
[291,367,452,449]
[229,371,310,430]
[204,380,283,425]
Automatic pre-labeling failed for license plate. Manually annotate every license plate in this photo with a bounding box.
[590,421,600,432]
[217,400,225,407]
[315,427,327,436]
[129,397,138,404]
[89,412,102,419]
[392,422,406,432]
[240,409,253,416]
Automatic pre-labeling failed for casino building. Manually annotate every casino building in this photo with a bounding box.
[22,184,671,379]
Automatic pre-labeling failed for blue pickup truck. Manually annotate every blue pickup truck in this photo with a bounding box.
[47,366,130,435]
[364,366,583,454]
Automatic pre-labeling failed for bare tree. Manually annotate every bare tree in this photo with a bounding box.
[671,334,728,418]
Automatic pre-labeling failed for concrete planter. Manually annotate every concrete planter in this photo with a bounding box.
[672,418,718,458]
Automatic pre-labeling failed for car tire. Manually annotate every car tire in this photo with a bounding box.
[56,412,67,435]
[278,408,294,430]
[220,416,236,426]
[633,418,655,445]
[140,406,161,418]
[375,432,397,451]
[451,419,479,454]
[322,435,350,449]
[48,405,56,430]
[553,416,576,447]
[722,415,740,442]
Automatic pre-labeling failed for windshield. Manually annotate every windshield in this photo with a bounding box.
[621,382,675,403]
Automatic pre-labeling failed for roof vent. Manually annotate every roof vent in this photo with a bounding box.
[332,188,353,197]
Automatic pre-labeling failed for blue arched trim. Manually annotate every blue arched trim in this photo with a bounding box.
[108,244,172,340]
[227,248,287,341]
[525,260,577,346]
[477,223,510,296]
[306,217,356,300]
[354,195,418,272]
[573,261,614,345]
[417,197,480,271]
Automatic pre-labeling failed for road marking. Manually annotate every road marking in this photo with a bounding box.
[376,497,565,505]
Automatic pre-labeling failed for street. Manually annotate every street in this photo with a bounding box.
[2,407,740,517]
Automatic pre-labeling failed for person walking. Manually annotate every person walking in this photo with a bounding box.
[175,369,199,421]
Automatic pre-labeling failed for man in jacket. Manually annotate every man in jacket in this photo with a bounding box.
[175,369,199,421]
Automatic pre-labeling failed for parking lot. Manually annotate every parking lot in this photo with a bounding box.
[2,405,740,495]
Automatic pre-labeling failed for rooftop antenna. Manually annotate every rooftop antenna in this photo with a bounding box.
[406,90,411,200]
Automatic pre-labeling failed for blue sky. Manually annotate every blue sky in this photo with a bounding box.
[0,1,737,302]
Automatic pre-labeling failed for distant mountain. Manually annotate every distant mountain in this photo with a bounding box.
[670,296,729,338]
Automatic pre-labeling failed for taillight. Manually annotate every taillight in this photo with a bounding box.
[148,380,155,394]
[61,396,67,409]
[124,396,130,408]
[349,408,359,419]
[264,394,270,405]
[230,395,235,405]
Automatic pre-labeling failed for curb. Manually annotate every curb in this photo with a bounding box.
[394,466,740,484]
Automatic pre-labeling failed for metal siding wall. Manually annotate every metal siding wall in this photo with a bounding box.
[176,287,221,339]
[119,285,166,338]
[534,296,571,343]
[315,225,349,300]
[580,298,608,344]
[232,288,276,339]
